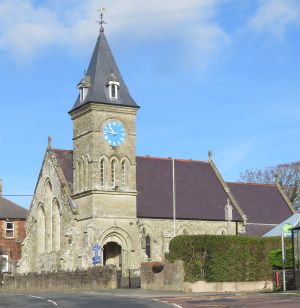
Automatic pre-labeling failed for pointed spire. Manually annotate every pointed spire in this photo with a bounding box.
[71,15,139,112]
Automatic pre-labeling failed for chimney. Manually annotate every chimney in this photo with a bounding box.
[0,178,2,196]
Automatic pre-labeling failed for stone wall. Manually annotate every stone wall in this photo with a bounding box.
[141,261,274,293]
[0,266,117,292]
[141,261,184,292]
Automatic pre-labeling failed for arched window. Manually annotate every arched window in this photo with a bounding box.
[52,200,60,251]
[145,235,151,259]
[84,158,89,189]
[75,160,79,192]
[78,159,83,191]
[183,228,188,235]
[37,206,46,254]
[111,159,116,188]
[121,160,126,189]
[82,157,86,190]
[45,181,52,252]
[100,158,105,188]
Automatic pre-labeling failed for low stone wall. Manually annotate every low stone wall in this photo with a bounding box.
[0,266,117,292]
[183,280,273,293]
[141,261,184,292]
[141,261,273,293]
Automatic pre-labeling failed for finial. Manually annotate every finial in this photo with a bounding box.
[226,198,230,206]
[48,136,52,149]
[97,8,106,33]
[274,172,279,184]
[208,149,212,161]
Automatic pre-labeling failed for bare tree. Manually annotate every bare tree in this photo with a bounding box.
[239,162,300,206]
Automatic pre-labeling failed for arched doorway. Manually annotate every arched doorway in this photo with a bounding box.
[103,242,122,270]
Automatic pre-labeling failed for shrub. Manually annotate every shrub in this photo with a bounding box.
[167,235,282,282]
[269,247,293,269]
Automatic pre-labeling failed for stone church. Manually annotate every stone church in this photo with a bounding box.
[19,25,295,274]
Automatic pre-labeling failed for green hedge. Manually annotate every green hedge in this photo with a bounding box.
[269,247,293,269]
[167,235,282,282]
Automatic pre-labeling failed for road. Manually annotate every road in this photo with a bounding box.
[0,292,168,308]
[1,290,300,307]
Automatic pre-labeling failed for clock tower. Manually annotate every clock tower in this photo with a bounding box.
[69,25,139,221]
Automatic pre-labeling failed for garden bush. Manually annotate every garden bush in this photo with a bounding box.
[269,247,293,269]
[167,235,282,282]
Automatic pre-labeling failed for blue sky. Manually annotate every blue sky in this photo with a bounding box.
[0,0,299,208]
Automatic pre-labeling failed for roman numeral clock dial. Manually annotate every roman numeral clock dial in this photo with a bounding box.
[103,120,126,147]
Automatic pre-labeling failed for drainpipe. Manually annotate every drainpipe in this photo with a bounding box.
[172,158,176,237]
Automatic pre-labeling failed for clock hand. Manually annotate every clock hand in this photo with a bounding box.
[108,124,116,134]
[104,130,117,135]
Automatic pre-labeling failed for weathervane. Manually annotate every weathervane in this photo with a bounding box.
[97,8,106,32]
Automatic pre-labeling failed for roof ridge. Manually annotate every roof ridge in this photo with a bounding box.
[137,155,208,163]
[0,196,24,208]
[227,181,276,187]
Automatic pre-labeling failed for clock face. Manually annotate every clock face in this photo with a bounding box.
[103,120,126,146]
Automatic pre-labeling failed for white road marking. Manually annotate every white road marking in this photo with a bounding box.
[47,299,58,306]
[172,304,183,308]
[29,295,45,300]
[29,295,58,307]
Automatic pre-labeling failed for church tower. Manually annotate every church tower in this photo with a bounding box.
[69,17,141,271]
[69,22,139,218]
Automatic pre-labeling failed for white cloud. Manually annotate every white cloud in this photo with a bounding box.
[248,0,300,37]
[0,0,229,67]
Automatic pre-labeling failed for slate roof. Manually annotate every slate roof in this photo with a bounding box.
[136,157,242,221]
[0,197,28,219]
[244,224,275,237]
[71,31,138,111]
[227,182,293,224]
[50,149,294,230]
[52,149,73,191]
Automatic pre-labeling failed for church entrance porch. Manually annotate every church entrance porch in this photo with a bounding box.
[103,242,122,270]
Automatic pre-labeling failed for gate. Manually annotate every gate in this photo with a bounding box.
[117,269,141,288]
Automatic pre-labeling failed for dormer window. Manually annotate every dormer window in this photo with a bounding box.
[77,75,91,103]
[107,81,120,100]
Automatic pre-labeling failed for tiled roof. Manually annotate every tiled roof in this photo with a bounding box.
[136,156,242,221]
[52,149,73,191]
[51,149,293,227]
[244,224,275,237]
[0,197,28,219]
[227,182,293,224]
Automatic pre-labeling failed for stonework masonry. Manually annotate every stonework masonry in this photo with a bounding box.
[1,266,117,292]
[18,28,290,277]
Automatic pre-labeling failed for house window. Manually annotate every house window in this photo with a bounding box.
[5,222,14,239]
[121,160,126,189]
[100,158,105,187]
[111,84,117,99]
[107,81,120,100]
[145,236,151,259]
[111,160,116,188]
[0,255,8,272]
